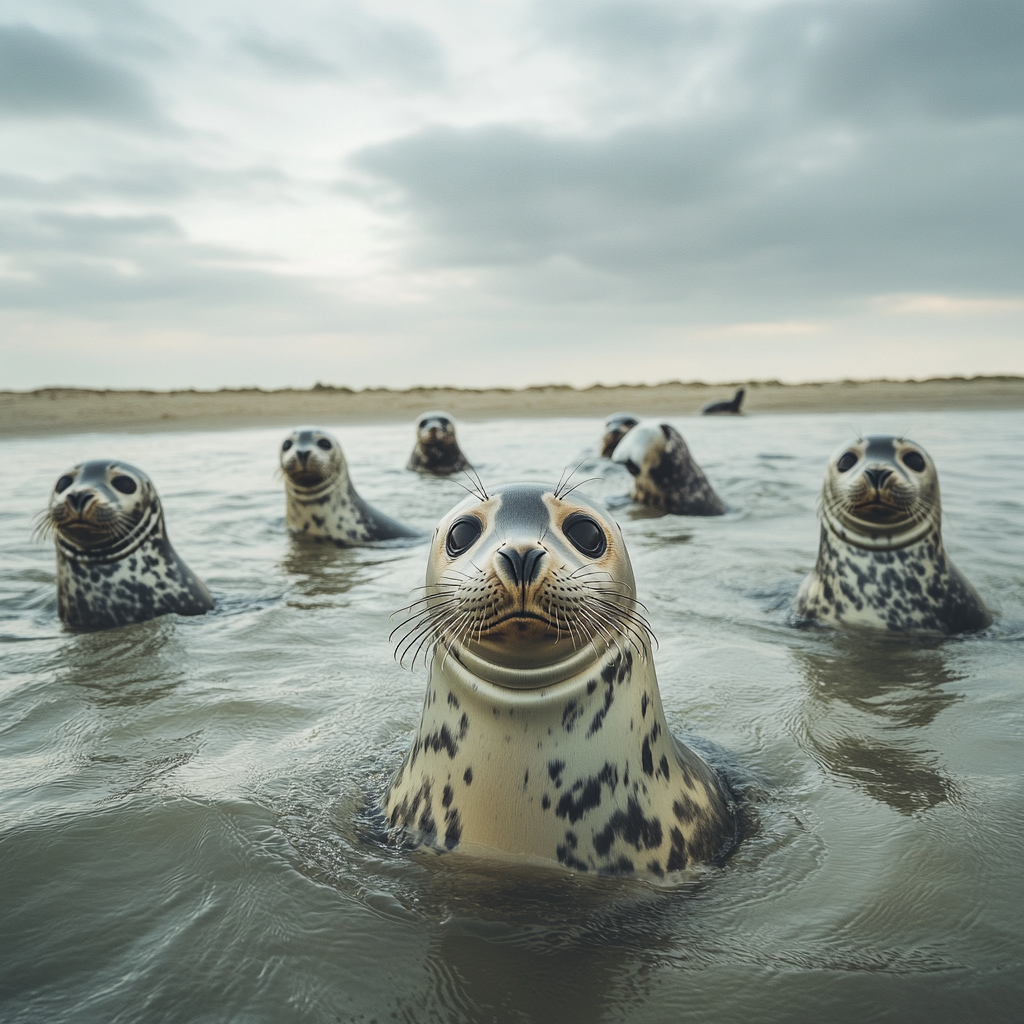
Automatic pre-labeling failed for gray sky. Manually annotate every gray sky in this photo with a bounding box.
[2,0,1022,390]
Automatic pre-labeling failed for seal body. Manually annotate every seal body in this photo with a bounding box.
[42,459,213,631]
[406,412,471,475]
[701,388,745,415]
[281,427,422,545]
[611,421,726,516]
[600,412,639,458]
[386,483,737,882]
[795,436,990,634]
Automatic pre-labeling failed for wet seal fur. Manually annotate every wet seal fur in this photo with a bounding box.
[600,412,639,458]
[701,388,745,415]
[795,435,991,634]
[612,421,726,516]
[281,427,422,546]
[407,411,471,476]
[386,481,737,882]
[40,459,213,631]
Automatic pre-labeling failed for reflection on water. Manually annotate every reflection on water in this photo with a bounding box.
[1,412,1023,1023]
[794,634,964,813]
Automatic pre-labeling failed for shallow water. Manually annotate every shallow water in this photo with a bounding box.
[1,412,1022,1024]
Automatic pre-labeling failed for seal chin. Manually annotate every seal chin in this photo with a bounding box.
[57,521,113,547]
[454,637,607,690]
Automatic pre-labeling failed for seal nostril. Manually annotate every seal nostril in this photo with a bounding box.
[498,548,526,586]
[66,490,93,513]
[498,547,546,586]
[296,451,309,468]
[623,459,640,477]
[864,468,892,490]
[522,548,545,584]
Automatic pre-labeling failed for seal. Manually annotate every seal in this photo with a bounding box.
[385,481,738,882]
[611,421,726,516]
[406,411,471,476]
[700,388,745,415]
[39,459,213,631]
[599,412,639,458]
[281,427,423,545]
[795,435,991,634]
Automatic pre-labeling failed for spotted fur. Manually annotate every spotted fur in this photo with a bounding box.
[795,435,990,634]
[386,483,737,882]
[281,427,422,546]
[612,421,725,516]
[406,411,471,476]
[41,459,213,631]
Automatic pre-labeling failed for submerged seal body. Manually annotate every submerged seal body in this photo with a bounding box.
[611,421,726,516]
[795,436,990,634]
[281,427,422,545]
[600,413,639,458]
[386,482,737,882]
[41,459,213,631]
[406,412,471,476]
[701,388,745,415]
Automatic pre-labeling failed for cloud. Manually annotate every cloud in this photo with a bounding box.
[0,23,166,128]
[0,208,316,318]
[0,164,289,203]
[344,0,1024,314]
[873,293,1024,316]
[235,6,446,88]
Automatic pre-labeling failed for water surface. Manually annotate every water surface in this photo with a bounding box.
[2,412,1022,1023]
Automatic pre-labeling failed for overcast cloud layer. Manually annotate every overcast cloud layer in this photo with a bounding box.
[1,0,1022,390]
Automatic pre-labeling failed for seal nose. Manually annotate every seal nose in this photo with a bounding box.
[497,545,546,587]
[864,467,892,490]
[65,489,94,513]
[296,450,310,468]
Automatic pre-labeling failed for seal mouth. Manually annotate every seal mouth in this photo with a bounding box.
[287,470,326,487]
[851,499,907,524]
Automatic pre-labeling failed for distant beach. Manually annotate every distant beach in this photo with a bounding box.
[2,376,1022,437]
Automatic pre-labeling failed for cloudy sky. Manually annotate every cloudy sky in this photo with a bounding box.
[2,0,1022,390]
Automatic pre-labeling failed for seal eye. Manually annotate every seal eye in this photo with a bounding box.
[902,450,926,473]
[837,451,858,473]
[563,514,607,558]
[55,475,73,493]
[282,439,293,452]
[446,516,482,558]
[111,475,137,495]
[317,438,332,451]
[623,458,641,477]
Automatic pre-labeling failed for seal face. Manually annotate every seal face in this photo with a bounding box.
[600,412,639,458]
[700,388,745,415]
[611,421,726,516]
[281,427,422,545]
[40,459,213,631]
[795,435,991,634]
[406,411,471,476]
[386,482,737,882]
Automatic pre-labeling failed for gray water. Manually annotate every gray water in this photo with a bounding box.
[1,411,1022,1024]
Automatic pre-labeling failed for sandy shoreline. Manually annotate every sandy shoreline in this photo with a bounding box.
[2,377,1022,437]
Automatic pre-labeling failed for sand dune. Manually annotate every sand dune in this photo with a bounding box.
[2,377,1021,437]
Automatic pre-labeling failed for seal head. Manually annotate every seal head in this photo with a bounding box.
[41,459,213,631]
[612,421,726,516]
[406,411,471,476]
[795,435,991,633]
[386,482,737,882]
[281,427,422,545]
[600,412,639,458]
